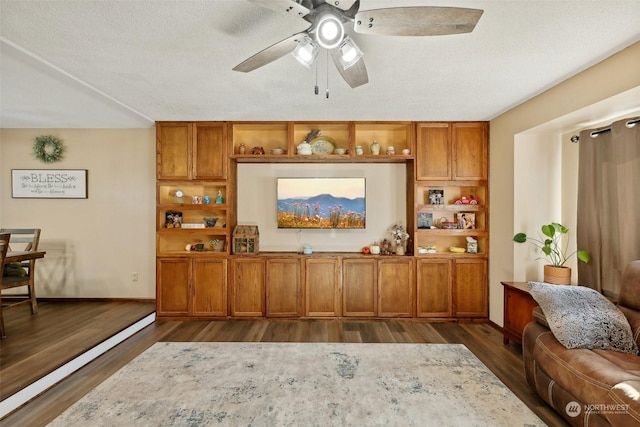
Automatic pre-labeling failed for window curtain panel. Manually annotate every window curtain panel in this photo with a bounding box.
[577,117,640,297]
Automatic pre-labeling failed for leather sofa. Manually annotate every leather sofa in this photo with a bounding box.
[523,260,640,426]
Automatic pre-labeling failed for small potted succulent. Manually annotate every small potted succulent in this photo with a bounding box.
[513,222,590,284]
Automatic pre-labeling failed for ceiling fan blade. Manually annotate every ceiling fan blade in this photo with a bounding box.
[247,0,310,18]
[324,0,358,12]
[330,49,368,88]
[233,32,308,72]
[354,7,483,36]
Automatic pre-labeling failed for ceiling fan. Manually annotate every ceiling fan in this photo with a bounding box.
[233,0,483,89]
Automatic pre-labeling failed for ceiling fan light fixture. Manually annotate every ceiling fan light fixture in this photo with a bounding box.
[315,13,344,49]
[291,35,319,68]
[338,36,363,70]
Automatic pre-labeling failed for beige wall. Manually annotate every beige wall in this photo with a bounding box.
[237,163,407,252]
[0,129,156,298]
[490,41,640,325]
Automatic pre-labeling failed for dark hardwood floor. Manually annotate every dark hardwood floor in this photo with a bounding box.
[1,303,568,427]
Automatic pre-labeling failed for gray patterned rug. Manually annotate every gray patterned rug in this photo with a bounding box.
[49,342,544,426]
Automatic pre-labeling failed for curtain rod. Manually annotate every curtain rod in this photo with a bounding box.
[570,116,640,143]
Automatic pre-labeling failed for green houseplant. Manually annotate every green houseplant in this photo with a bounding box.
[513,222,590,284]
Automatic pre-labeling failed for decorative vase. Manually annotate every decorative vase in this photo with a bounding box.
[370,140,380,155]
[544,265,571,285]
[396,244,405,256]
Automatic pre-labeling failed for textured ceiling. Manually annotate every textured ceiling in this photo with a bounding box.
[1,0,639,128]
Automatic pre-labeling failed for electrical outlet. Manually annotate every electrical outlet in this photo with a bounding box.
[131,272,138,282]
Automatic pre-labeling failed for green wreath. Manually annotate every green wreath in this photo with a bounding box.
[33,135,64,163]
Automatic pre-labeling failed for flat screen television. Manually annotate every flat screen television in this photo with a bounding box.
[277,177,366,229]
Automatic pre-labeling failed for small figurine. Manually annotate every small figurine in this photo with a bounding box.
[215,190,225,204]
[251,146,265,155]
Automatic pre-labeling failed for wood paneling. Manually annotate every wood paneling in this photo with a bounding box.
[266,258,301,317]
[416,122,450,180]
[453,259,487,317]
[305,258,341,317]
[156,258,190,316]
[192,259,227,317]
[157,122,191,180]
[231,258,265,317]
[342,258,377,316]
[416,259,452,317]
[378,258,414,317]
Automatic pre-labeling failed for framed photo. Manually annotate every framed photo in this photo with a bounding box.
[11,169,88,199]
[417,212,433,229]
[456,212,476,229]
[428,189,444,205]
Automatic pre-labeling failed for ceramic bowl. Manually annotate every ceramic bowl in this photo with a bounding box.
[334,148,346,155]
[270,148,284,155]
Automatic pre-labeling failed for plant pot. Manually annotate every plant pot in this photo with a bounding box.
[544,265,571,285]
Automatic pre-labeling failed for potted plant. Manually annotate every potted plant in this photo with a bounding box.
[513,222,590,284]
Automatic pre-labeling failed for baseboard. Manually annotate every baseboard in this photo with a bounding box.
[36,297,156,303]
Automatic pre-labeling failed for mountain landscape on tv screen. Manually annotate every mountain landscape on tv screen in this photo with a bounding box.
[277,193,365,229]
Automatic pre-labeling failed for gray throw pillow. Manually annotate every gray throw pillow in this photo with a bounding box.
[528,281,639,355]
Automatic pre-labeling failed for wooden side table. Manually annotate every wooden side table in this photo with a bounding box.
[501,281,539,345]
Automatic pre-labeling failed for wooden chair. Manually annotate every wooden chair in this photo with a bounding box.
[0,233,11,338]
[1,229,41,338]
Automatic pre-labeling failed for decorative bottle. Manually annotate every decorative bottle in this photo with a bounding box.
[370,140,380,155]
[215,190,225,204]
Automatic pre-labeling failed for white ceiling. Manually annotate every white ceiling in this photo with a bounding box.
[1,0,639,129]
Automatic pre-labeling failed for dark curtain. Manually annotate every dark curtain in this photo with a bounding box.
[577,117,640,296]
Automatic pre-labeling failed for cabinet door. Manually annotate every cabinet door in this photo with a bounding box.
[416,259,452,317]
[266,258,302,317]
[416,123,451,180]
[453,259,487,317]
[194,122,227,180]
[378,259,414,317]
[192,258,227,317]
[157,122,191,180]
[231,258,265,317]
[342,258,377,317]
[305,258,341,317]
[156,258,191,316]
[452,122,488,180]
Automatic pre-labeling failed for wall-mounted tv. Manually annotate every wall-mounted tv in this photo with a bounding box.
[277,177,366,229]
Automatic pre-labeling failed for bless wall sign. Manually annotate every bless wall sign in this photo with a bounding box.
[11,169,88,199]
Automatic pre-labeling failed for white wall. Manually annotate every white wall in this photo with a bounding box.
[1,129,156,299]
[237,163,407,252]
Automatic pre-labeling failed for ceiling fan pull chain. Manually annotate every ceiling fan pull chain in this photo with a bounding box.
[326,49,330,99]
[314,58,319,95]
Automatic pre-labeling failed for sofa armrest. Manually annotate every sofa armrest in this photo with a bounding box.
[532,306,550,329]
[618,306,640,347]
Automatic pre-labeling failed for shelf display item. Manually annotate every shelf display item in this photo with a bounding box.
[165,211,183,228]
[215,190,225,204]
[174,190,184,204]
[370,140,380,155]
[428,189,444,205]
[309,136,336,155]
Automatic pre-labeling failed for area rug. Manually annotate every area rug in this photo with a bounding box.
[49,342,544,426]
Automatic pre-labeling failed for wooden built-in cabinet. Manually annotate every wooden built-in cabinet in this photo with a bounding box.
[342,258,377,317]
[416,258,487,318]
[266,258,302,317]
[156,120,489,321]
[342,257,414,318]
[157,122,227,180]
[305,258,341,317]
[230,258,265,317]
[156,258,227,317]
[378,258,414,317]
